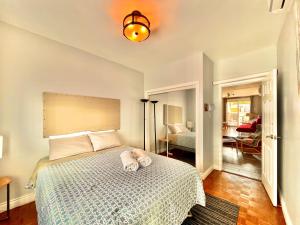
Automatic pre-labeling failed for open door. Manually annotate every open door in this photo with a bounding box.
[261,69,278,206]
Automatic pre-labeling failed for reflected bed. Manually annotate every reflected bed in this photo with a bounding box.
[168,131,196,152]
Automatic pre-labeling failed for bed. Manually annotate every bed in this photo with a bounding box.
[168,131,195,152]
[35,93,205,224]
[33,146,205,225]
[163,104,196,153]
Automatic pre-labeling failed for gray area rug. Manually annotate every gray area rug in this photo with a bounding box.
[182,194,240,225]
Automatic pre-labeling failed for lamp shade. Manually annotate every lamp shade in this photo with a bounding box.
[187,121,193,129]
[0,135,3,159]
[123,11,150,42]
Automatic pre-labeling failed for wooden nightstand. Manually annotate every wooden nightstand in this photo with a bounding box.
[0,177,12,221]
[158,138,169,151]
[159,138,169,143]
[158,138,174,156]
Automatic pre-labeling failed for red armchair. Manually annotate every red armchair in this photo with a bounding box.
[236,116,261,133]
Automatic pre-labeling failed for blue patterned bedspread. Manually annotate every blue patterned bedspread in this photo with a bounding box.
[35,146,205,225]
[173,132,195,151]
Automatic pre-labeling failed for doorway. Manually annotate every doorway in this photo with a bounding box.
[214,69,278,206]
[222,83,262,180]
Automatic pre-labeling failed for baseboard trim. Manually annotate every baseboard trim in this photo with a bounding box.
[0,192,35,213]
[213,164,221,171]
[201,165,214,180]
[279,192,293,225]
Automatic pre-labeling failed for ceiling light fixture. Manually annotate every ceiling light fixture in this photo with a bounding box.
[123,10,150,42]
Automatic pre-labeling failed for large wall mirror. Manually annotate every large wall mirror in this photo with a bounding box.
[148,88,196,166]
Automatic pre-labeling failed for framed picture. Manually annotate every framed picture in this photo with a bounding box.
[295,1,300,95]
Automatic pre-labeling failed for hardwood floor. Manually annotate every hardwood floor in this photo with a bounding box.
[0,171,285,225]
[223,146,262,180]
[204,171,285,225]
[222,126,262,180]
[0,201,37,225]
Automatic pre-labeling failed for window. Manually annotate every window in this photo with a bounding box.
[226,98,251,126]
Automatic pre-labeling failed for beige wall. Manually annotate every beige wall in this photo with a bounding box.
[222,86,261,98]
[186,89,196,127]
[0,22,144,204]
[251,96,262,116]
[202,55,214,171]
[277,2,300,224]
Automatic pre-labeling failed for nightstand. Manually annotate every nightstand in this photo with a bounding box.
[0,177,12,221]
[158,138,173,156]
[158,138,169,151]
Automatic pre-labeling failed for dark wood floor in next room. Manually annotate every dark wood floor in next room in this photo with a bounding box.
[0,171,285,225]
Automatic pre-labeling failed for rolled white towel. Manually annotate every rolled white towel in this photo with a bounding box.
[120,150,139,172]
[131,148,152,167]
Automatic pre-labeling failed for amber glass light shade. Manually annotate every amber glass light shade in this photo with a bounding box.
[123,11,150,42]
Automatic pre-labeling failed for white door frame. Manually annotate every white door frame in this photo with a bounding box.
[261,70,278,206]
[213,71,273,171]
[144,81,203,172]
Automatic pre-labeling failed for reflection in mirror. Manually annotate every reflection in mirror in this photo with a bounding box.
[149,93,167,154]
[149,89,196,166]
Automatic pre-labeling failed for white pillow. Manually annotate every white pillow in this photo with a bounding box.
[88,131,121,151]
[168,124,182,134]
[49,135,93,160]
[176,124,190,133]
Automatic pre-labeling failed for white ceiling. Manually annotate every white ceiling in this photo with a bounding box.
[0,0,287,72]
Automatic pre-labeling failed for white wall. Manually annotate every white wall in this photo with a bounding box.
[277,2,300,224]
[213,47,277,167]
[144,53,203,90]
[0,22,144,204]
[214,46,277,81]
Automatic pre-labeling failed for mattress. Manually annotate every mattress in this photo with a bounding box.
[35,146,205,225]
[168,132,196,151]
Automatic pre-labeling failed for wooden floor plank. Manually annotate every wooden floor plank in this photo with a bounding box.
[223,146,262,180]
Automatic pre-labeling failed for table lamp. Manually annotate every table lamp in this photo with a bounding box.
[187,121,193,131]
